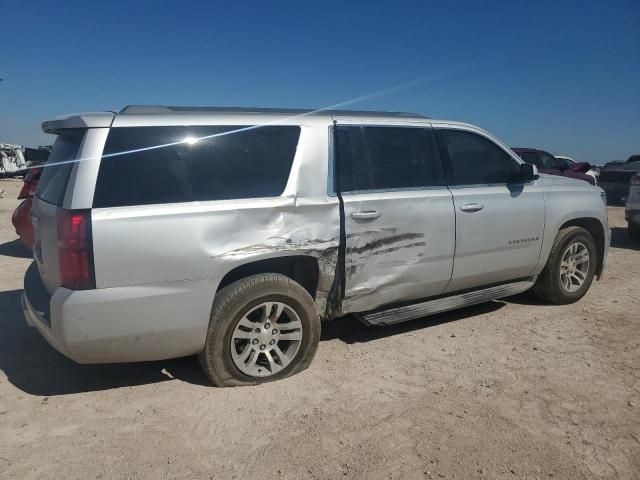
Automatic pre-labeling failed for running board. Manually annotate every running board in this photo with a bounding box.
[360,279,535,327]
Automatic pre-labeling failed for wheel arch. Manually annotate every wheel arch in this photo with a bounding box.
[216,255,321,299]
[558,217,606,278]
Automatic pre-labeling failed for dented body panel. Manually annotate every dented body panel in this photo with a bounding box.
[23,106,610,365]
[340,188,455,313]
[91,197,340,317]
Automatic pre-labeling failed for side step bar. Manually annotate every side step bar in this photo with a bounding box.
[360,278,535,326]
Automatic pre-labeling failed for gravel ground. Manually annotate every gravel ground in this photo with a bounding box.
[0,177,638,480]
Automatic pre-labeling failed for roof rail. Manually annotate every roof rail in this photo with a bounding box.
[118,105,428,119]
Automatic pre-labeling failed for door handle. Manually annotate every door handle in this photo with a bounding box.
[351,210,381,220]
[460,203,484,213]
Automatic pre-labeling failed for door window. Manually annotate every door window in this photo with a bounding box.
[437,129,522,185]
[335,126,370,192]
[335,126,442,192]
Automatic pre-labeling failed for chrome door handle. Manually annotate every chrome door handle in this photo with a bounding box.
[460,203,484,213]
[351,210,381,220]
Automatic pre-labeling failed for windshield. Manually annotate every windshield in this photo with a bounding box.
[539,152,563,170]
[517,151,542,168]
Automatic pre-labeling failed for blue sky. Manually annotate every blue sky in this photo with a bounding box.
[1,0,638,162]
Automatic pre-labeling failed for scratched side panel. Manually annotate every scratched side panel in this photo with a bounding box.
[92,196,340,307]
[91,118,340,325]
[340,189,456,314]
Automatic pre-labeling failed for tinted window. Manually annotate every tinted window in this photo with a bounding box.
[93,126,300,207]
[335,126,441,192]
[364,127,441,189]
[36,129,85,206]
[335,126,370,192]
[437,129,521,185]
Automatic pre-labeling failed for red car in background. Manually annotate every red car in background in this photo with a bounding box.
[11,167,42,250]
[512,148,595,185]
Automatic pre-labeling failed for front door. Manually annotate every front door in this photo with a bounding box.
[334,124,456,313]
[434,127,545,292]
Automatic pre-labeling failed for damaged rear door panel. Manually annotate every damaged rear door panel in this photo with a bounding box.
[333,123,455,313]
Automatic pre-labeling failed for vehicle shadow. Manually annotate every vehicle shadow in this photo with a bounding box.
[322,301,506,343]
[610,226,640,251]
[2,289,527,396]
[0,289,211,397]
[0,239,32,259]
[501,289,549,306]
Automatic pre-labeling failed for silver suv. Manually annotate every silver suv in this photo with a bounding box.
[23,106,610,386]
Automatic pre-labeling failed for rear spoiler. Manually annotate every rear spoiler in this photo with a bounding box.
[41,112,115,134]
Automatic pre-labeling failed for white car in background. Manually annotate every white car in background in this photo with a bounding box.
[556,155,600,185]
[0,143,27,176]
[625,173,640,241]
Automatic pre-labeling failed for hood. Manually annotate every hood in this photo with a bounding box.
[536,173,592,187]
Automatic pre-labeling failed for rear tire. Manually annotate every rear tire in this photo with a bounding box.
[199,273,320,387]
[629,222,640,241]
[533,226,597,304]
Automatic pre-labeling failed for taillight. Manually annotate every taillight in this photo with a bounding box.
[631,174,640,186]
[17,182,30,200]
[57,209,95,290]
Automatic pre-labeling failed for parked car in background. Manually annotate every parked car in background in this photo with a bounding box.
[11,167,42,250]
[625,173,640,240]
[555,155,599,184]
[0,143,27,177]
[23,106,609,387]
[512,148,595,185]
[599,155,640,204]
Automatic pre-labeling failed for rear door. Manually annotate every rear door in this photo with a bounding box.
[334,124,455,313]
[31,130,86,294]
[435,127,545,292]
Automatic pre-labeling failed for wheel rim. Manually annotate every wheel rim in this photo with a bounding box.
[230,301,303,377]
[559,241,590,293]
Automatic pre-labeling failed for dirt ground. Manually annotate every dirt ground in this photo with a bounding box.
[0,177,638,480]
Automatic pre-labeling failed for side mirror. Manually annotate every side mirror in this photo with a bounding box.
[521,163,539,182]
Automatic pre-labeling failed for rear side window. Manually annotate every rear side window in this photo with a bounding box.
[436,129,521,185]
[36,129,85,206]
[335,126,442,192]
[93,126,300,208]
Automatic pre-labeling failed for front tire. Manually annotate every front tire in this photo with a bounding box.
[533,226,597,304]
[199,274,320,387]
[629,222,640,241]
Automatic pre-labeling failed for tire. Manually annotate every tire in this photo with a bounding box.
[629,222,640,241]
[199,273,320,387]
[532,226,597,305]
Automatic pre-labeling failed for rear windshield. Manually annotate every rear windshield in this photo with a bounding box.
[36,129,85,206]
[93,125,300,208]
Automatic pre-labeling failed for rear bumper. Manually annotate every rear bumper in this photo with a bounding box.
[600,182,630,200]
[23,263,214,363]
